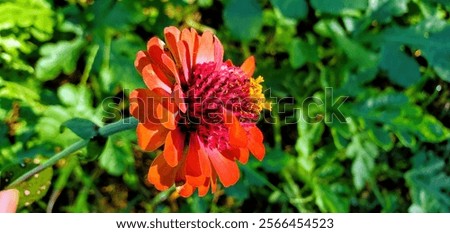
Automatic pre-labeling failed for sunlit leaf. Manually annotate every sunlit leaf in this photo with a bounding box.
[223,0,263,41]
[35,38,87,81]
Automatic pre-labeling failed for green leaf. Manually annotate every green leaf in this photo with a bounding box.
[347,136,379,191]
[0,0,54,41]
[379,44,421,88]
[262,147,290,173]
[405,151,450,212]
[368,0,409,24]
[416,115,449,142]
[395,130,416,148]
[314,183,349,212]
[288,38,319,69]
[99,135,132,176]
[104,35,146,91]
[368,125,394,151]
[61,118,98,140]
[35,38,87,81]
[224,180,249,201]
[1,158,53,208]
[270,0,308,20]
[310,0,368,15]
[92,0,145,30]
[223,0,263,41]
[378,19,450,82]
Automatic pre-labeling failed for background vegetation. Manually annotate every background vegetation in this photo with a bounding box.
[0,0,449,213]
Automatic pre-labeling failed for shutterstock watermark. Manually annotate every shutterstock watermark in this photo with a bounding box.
[101,87,349,125]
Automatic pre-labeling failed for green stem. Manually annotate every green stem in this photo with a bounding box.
[6,117,139,188]
[98,117,138,137]
[7,139,90,188]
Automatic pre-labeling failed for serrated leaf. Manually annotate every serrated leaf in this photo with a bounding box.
[35,38,86,81]
[347,136,379,191]
[405,151,450,212]
[223,0,263,41]
[61,118,98,140]
[0,0,54,41]
[271,0,308,20]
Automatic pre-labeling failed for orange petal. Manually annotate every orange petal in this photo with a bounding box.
[161,53,181,85]
[141,64,172,96]
[163,128,185,167]
[146,36,165,53]
[228,114,248,148]
[248,126,265,160]
[185,134,211,186]
[177,183,195,198]
[198,179,211,197]
[155,98,177,130]
[176,40,190,85]
[181,28,198,70]
[207,148,239,187]
[129,89,160,124]
[241,56,255,77]
[210,169,218,193]
[164,26,181,64]
[173,84,187,113]
[213,35,224,68]
[196,30,215,64]
[134,51,150,74]
[136,122,169,152]
[223,147,249,164]
[148,154,178,191]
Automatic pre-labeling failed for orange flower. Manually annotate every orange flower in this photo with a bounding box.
[130,26,270,197]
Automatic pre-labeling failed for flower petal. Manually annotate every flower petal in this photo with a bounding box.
[196,30,215,64]
[136,122,169,152]
[226,114,248,148]
[181,28,199,70]
[213,35,224,69]
[148,154,178,191]
[155,98,177,130]
[207,148,239,187]
[173,84,187,113]
[185,133,211,186]
[197,179,211,197]
[161,53,182,85]
[163,128,185,167]
[176,40,190,85]
[241,56,255,78]
[223,147,250,164]
[141,64,172,96]
[129,89,160,124]
[178,183,195,197]
[134,51,150,74]
[248,126,265,160]
[164,26,181,64]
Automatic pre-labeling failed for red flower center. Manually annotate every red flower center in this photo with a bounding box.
[176,62,260,150]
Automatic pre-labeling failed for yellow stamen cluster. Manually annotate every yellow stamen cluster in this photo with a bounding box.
[249,76,271,112]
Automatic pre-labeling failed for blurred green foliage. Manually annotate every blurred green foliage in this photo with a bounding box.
[0,0,449,213]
